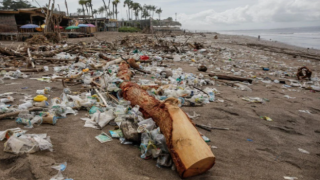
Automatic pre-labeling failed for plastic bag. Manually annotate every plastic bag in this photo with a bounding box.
[234,83,252,91]
[157,154,173,167]
[0,96,14,103]
[98,110,115,128]
[4,134,52,154]
[138,118,155,132]
[18,101,33,110]
[0,128,27,141]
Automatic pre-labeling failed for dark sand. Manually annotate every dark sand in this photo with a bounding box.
[0,32,320,180]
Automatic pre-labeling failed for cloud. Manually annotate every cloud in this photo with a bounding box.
[178,0,320,29]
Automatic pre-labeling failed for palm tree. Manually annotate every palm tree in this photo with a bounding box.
[142,8,149,20]
[131,2,141,27]
[77,8,83,14]
[129,1,134,21]
[112,1,115,19]
[98,6,105,17]
[146,5,152,16]
[86,0,94,18]
[101,0,108,17]
[92,9,98,18]
[83,1,89,17]
[123,0,131,20]
[107,11,113,18]
[78,0,86,17]
[156,8,162,25]
[151,5,156,19]
[113,0,120,20]
[132,2,141,20]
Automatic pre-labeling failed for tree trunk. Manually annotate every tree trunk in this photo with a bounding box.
[108,0,111,18]
[112,4,114,19]
[101,0,108,17]
[65,0,69,16]
[119,82,215,178]
[85,4,89,16]
[115,5,118,20]
[82,5,85,17]
[90,3,93,18]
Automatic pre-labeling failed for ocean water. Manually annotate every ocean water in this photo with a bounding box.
[218,26,320,50]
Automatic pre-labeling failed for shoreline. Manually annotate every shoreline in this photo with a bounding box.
[217,31,320,50]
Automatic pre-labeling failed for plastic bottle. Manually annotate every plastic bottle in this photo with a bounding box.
[36,89,48,94]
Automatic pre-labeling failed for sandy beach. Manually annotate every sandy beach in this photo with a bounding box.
[0,32,320,180]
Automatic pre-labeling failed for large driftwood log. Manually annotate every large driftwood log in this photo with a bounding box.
[117,61,132,81]
[209,73,253,84]
[120,82,215,178]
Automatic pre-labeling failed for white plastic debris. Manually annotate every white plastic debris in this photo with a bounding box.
[283,176,298,180]
[298,110,311,114]
[4,133,53,154]
[298,148,310,154]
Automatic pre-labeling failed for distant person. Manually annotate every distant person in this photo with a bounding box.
[258,35,260,41]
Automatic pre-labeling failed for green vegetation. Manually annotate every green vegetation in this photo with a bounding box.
[0,0,36,9]
[118,26,140,32]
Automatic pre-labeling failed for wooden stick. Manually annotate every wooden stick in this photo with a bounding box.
[94,88,108,107]
[0,68,44,72]
[106,93,119,104]
[195,124,212,132]
[27,48,35,68]
[209,73,253,84]
[34,58,76,61]
[0,107,43,120]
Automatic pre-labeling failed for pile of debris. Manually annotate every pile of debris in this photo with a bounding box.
[26,35,50,45]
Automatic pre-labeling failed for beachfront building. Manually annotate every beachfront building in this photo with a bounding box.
[0,8,71,40]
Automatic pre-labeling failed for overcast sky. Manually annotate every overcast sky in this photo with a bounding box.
[30,0,320,31]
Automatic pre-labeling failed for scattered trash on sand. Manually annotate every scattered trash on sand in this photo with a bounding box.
[0,30,319,179]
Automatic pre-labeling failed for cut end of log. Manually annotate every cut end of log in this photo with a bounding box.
[181,156,215,178]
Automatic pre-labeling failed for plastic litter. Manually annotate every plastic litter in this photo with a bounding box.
[4,133,53,154]
[95,132,112,143]
[283,176,298,180]
[109,129,123,138]
[50,162,73,180]
[34,95,48,102]
[242,97,265,103]
[298,148,310,154]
